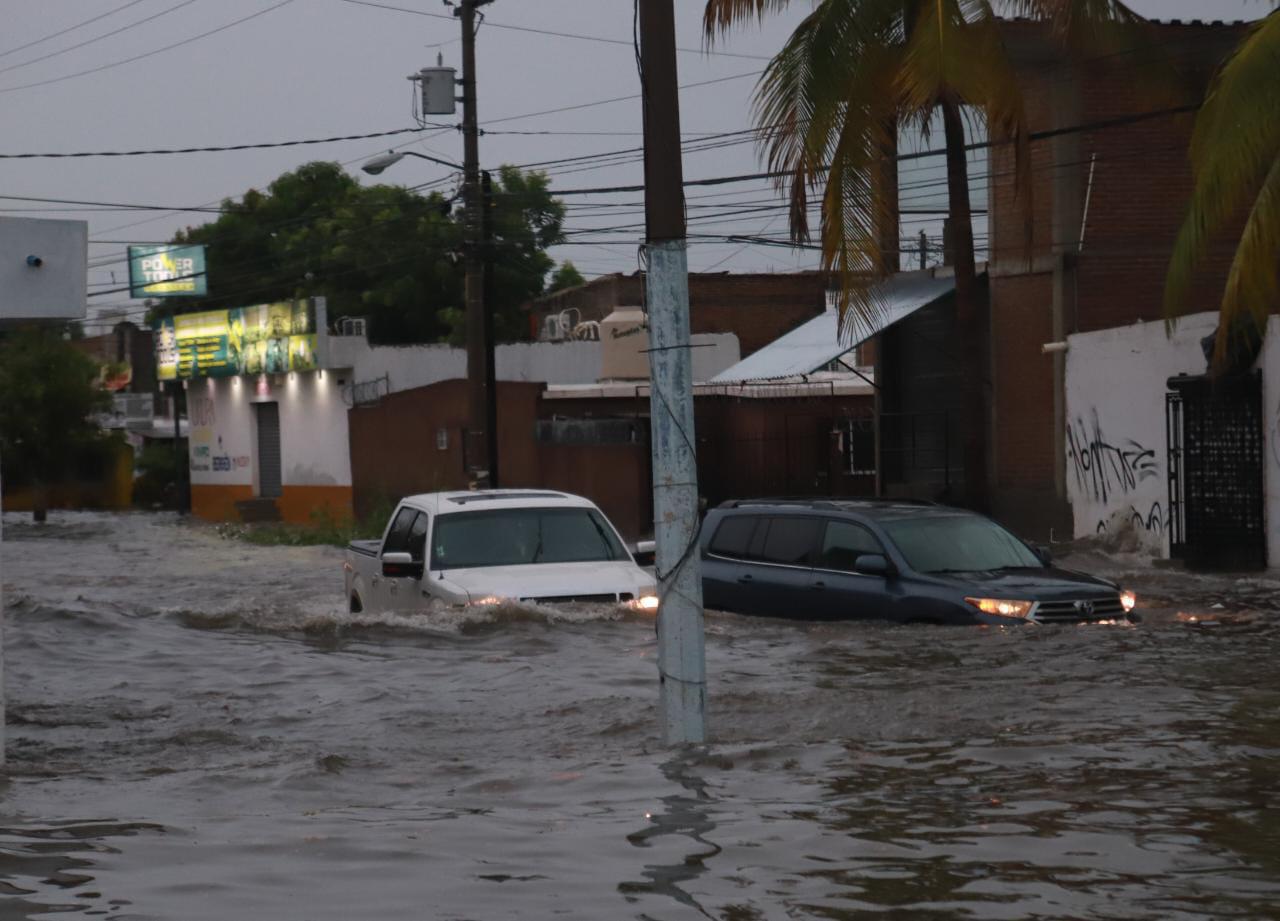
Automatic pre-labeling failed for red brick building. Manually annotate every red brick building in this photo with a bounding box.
[978,18,1250,538]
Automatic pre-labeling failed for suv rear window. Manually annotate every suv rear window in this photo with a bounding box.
[708,515,758,559]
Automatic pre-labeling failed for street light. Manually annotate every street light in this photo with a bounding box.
[360,149,465,176]
[358,146,497,487]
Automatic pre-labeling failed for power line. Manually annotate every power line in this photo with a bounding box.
[0,126,437,160]
[335,0,772,61]
[0,0,152,60]
[0,0,201,78]
[0,0,297,95]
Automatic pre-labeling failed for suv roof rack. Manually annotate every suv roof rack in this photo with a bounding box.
[717,496,940,510]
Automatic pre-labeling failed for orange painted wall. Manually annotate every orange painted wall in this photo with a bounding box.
[190,483,353,525]
[276,486,353,525]
[191,484,254,522]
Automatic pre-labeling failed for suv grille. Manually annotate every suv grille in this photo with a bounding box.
[523,593,633,605]
[1032,596,1126,624]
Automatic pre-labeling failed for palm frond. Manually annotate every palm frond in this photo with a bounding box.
[1165,12,1280,321]
[703,0,796,42]
[1212,153,1280,367]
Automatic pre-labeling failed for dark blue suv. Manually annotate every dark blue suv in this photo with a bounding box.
[699,499,1136,625]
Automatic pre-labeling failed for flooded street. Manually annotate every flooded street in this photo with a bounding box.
[3,513,1280,920]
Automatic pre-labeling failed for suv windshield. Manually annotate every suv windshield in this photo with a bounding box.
[881,515,1042,574]
[430,507,627,570]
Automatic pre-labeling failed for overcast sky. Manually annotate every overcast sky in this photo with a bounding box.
[0,0,1261,324]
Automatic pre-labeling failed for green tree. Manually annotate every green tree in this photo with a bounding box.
[440,166,568,344]
[163,161,564,346]
[548,261,586,293]
[703,0,1137,508]
[0,328,111,521]
[1166,7,1280,371]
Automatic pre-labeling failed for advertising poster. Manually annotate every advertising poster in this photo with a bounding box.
[154,301,317,381]
[128,244,208,298]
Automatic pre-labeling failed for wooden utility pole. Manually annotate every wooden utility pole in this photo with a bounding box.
[459,0,494,486]
[638,0,707,744]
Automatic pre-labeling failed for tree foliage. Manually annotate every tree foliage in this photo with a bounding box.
[1166,7,1280,370]
[0,327,111,516]
[548,261,586,293]
[165,161,565,345]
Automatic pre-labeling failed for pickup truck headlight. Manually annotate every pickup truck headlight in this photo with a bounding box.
[965,597,1034,619]
[1120,590,1137,613]
[632,594,660,612]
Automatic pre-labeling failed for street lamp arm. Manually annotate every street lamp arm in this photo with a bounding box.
[360,149,466,176]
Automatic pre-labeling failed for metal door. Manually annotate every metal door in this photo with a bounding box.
[254,402,282,498]
[1166,373,1266,570]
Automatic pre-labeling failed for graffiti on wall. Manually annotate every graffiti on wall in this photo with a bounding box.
[1095,501,1166,537]
[1066,409,1160,504]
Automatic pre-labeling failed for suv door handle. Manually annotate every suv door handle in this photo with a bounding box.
[812,580,826,590]
[737,574,753,584]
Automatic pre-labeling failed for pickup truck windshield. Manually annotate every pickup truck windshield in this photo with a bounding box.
[430,507,627,570]
[881,516,1042,574]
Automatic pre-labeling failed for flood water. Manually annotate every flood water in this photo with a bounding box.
[3,512,1280,920]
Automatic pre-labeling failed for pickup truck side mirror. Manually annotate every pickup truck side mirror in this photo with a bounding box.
[630,539,656,567]
[382,552,424,579]
[854,553,894,577]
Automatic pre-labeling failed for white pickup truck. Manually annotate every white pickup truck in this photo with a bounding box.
[344,490,659,613]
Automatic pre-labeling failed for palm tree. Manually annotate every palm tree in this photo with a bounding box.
[704,0,1137,509]
[1166,8,1280,371]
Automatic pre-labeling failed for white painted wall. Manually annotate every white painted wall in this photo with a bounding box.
[1064,312,1218,554]
[1065,311,1280,564]
[187,371,350,491]
[324,333,740,392]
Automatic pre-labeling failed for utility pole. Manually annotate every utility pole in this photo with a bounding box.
[638,0,707,744]
[481,169,499,486]
[458,0,494,487]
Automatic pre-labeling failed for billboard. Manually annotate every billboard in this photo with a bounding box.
[155,302,318,381]
[128,244,207,298]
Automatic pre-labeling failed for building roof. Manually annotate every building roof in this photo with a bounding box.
[710,270,957,384]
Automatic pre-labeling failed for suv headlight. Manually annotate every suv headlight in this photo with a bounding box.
[965,597,1034,619]
[1120,590,1137,613]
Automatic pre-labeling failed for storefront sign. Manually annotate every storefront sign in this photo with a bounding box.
[155,302,318,381]
[128,244,208,297]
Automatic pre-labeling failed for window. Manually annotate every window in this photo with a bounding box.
[708,516,758,560]
[881,515,1042,574]
[818,520,883,572]
[406,512,430,562]
[382,507,420,556]
[759,517,821,566]
[843,417,876,476]
[430,507,626,570]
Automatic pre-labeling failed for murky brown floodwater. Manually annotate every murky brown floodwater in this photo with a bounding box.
[3,512,1279,920]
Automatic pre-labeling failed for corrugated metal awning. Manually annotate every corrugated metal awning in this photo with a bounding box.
[710,271,956,384]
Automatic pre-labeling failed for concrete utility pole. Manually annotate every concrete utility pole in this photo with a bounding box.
[638,0,707,744]
[458,0,495,487]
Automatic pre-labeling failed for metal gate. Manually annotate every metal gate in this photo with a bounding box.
[254,402,283,498]
[1166,372,1266,570]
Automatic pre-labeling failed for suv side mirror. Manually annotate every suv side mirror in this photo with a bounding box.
[1033,544,1052,566]
[382,551,424,579]
[854,553,893,577]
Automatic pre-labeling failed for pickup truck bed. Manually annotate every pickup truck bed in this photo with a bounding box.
[349,539,380,558]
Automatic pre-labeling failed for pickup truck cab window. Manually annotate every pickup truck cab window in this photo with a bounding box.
[382,506,420,557]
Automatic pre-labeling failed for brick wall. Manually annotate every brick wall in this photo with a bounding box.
[984,20,1251,537]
